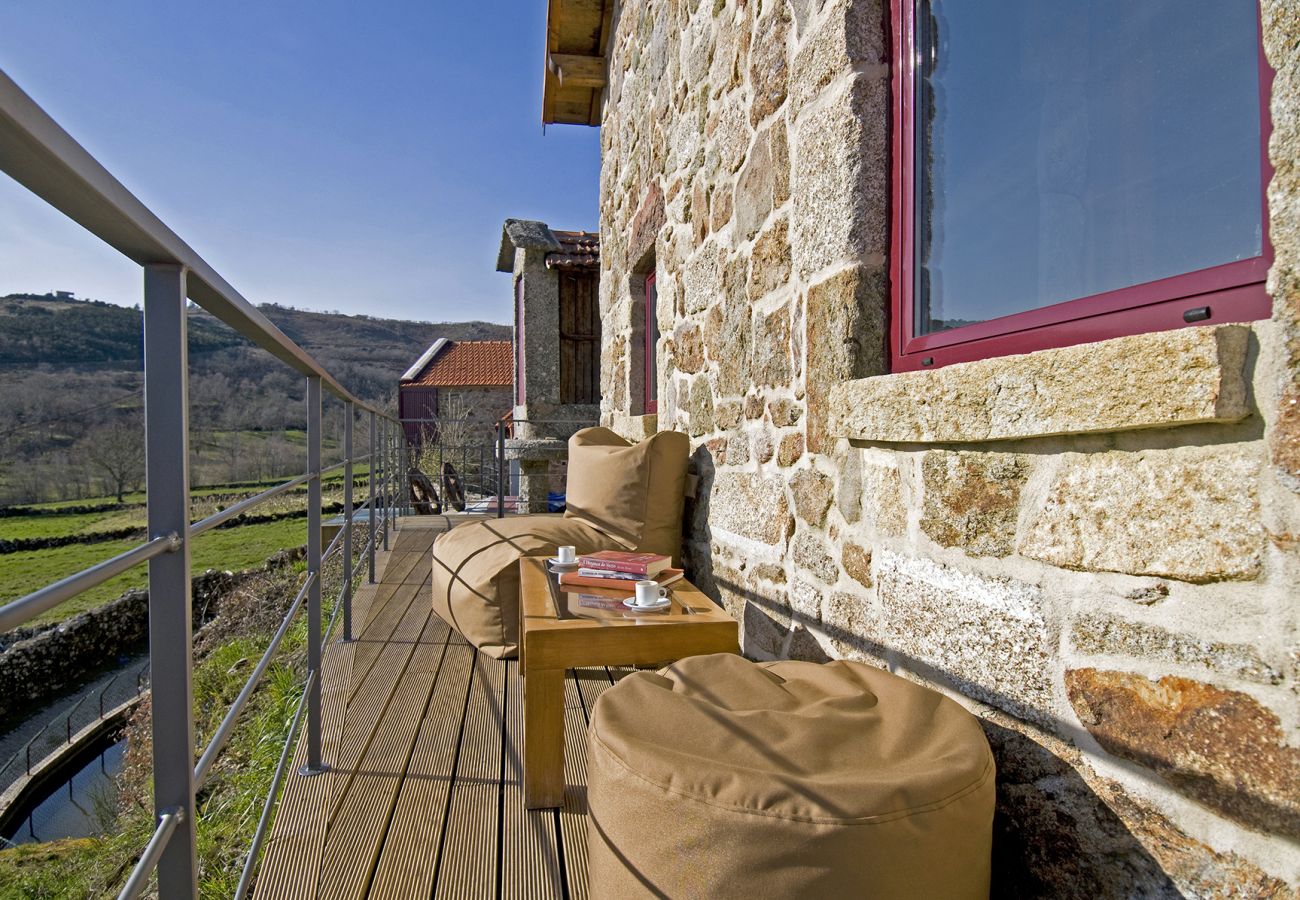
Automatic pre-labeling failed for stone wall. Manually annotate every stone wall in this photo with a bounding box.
[595,0,1300,894]
[434,386,514,443]
[0,550,303,725]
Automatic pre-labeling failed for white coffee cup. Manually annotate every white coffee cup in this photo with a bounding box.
[556,545,576,564]
[634,580,668,606]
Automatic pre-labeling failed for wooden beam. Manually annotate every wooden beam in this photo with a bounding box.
[547,53,606,89]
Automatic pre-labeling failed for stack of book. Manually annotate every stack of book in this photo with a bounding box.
[558,550,684,591]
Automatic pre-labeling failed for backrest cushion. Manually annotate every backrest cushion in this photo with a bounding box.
[564,427,689,560]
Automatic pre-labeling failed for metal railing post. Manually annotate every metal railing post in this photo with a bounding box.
[342,401,353,642]
[399,426,408,516]
[368,411,377,583]
[142,263,197,897]
[496,420,506,519]
[382,417,390,551]
[301,376,325,775]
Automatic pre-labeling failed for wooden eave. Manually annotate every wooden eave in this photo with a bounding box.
[542,0,614,126]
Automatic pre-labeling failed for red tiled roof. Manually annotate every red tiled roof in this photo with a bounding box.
[403,340,513,387]
[546,230,599,269]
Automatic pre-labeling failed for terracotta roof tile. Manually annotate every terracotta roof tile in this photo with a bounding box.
[546,230,599,269]
[403,340,513,387]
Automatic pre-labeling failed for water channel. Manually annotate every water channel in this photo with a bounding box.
[1,733,127,846]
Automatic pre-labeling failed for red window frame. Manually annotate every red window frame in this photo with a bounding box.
[889,0,1276,372]
[644,272,658,414]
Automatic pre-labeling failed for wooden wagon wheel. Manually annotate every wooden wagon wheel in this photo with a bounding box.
[442,462,466,512]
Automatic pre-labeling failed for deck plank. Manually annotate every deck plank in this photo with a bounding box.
[502,659,564,900]
[256,518,602,900]
[369,643,475,899]
[330,584,431,808]
[255,639,355,900]
[433,653,504,900]
[317,612,444,900]
[559,706,593,900]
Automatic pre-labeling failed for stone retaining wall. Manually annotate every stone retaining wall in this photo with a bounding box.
[595,0,1300,894]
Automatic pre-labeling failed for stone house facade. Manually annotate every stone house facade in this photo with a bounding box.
[398,339,514,447]
[497,218,602,441]
[497,219,604,510]
[541,0,1299,895]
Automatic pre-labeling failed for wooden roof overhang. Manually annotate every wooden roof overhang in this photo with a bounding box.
[542,0,614,126]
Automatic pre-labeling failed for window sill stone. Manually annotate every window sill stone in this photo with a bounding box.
[829,325,1251,444]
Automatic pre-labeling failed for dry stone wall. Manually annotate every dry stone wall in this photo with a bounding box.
[596,0,1300,894]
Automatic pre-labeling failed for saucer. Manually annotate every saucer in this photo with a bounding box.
[623,597,671,611]
[547,557,579,570]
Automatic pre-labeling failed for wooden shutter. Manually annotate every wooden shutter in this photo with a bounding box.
[558,271,600,405]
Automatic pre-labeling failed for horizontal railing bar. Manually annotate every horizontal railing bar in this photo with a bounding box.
[189,473,314,537]
[0,69,400,424]
[320,460,350,477]
[117,807,183,900]
[193,570,317,789]
[351,544,371,579]
[233,668,315,900]
[0,535,177,633]
[322,580,347,651]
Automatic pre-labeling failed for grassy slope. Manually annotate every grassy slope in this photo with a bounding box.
[0,544,356,896]
[0,601,314,898]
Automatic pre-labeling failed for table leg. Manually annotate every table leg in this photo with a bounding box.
[523,666,565,808]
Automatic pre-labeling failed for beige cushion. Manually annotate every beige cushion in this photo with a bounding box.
[587,654,995,899]
[563,427,689,561]
[430,515,620,659]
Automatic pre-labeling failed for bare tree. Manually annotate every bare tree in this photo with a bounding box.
[83,417,145,502]
[435,394,475,450]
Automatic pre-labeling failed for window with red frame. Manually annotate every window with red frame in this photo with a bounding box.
[891,0,1273,371]
[644,272,659,414]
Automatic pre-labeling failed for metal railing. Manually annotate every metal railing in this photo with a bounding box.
[0,68,413,897]
[403,416,595,518]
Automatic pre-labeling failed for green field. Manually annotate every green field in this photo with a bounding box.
[1,469,371,539]
[0,509,130,541]
[0,467,381,626]
[0,517,312,625]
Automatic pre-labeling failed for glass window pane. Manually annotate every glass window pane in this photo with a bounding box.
[915,0,1263,336]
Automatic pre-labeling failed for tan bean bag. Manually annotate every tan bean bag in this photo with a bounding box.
[430,427,689,658]
[587,654,996,899]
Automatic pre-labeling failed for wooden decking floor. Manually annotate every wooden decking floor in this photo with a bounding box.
[256,516,625,900]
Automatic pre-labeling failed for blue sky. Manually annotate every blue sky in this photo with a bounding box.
[0,1,602,325]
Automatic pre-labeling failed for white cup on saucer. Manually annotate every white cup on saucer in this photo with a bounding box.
[634,580,668,606]
[556,545,576,565]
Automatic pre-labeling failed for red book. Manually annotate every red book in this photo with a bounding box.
[559,568,685,591]
[576,550,671,576]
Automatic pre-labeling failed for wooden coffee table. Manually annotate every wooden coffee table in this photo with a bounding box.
[518,555,740,808]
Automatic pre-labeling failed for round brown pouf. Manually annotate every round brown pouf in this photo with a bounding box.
[585,654,995,899]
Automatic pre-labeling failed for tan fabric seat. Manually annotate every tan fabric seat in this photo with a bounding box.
[564,427,689,562]
[430,515,619,658]
[430,427,689,658]
[586,654,996,899]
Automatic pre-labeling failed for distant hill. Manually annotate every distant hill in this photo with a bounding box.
[0,293,510,503]
[0,292,507,382]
